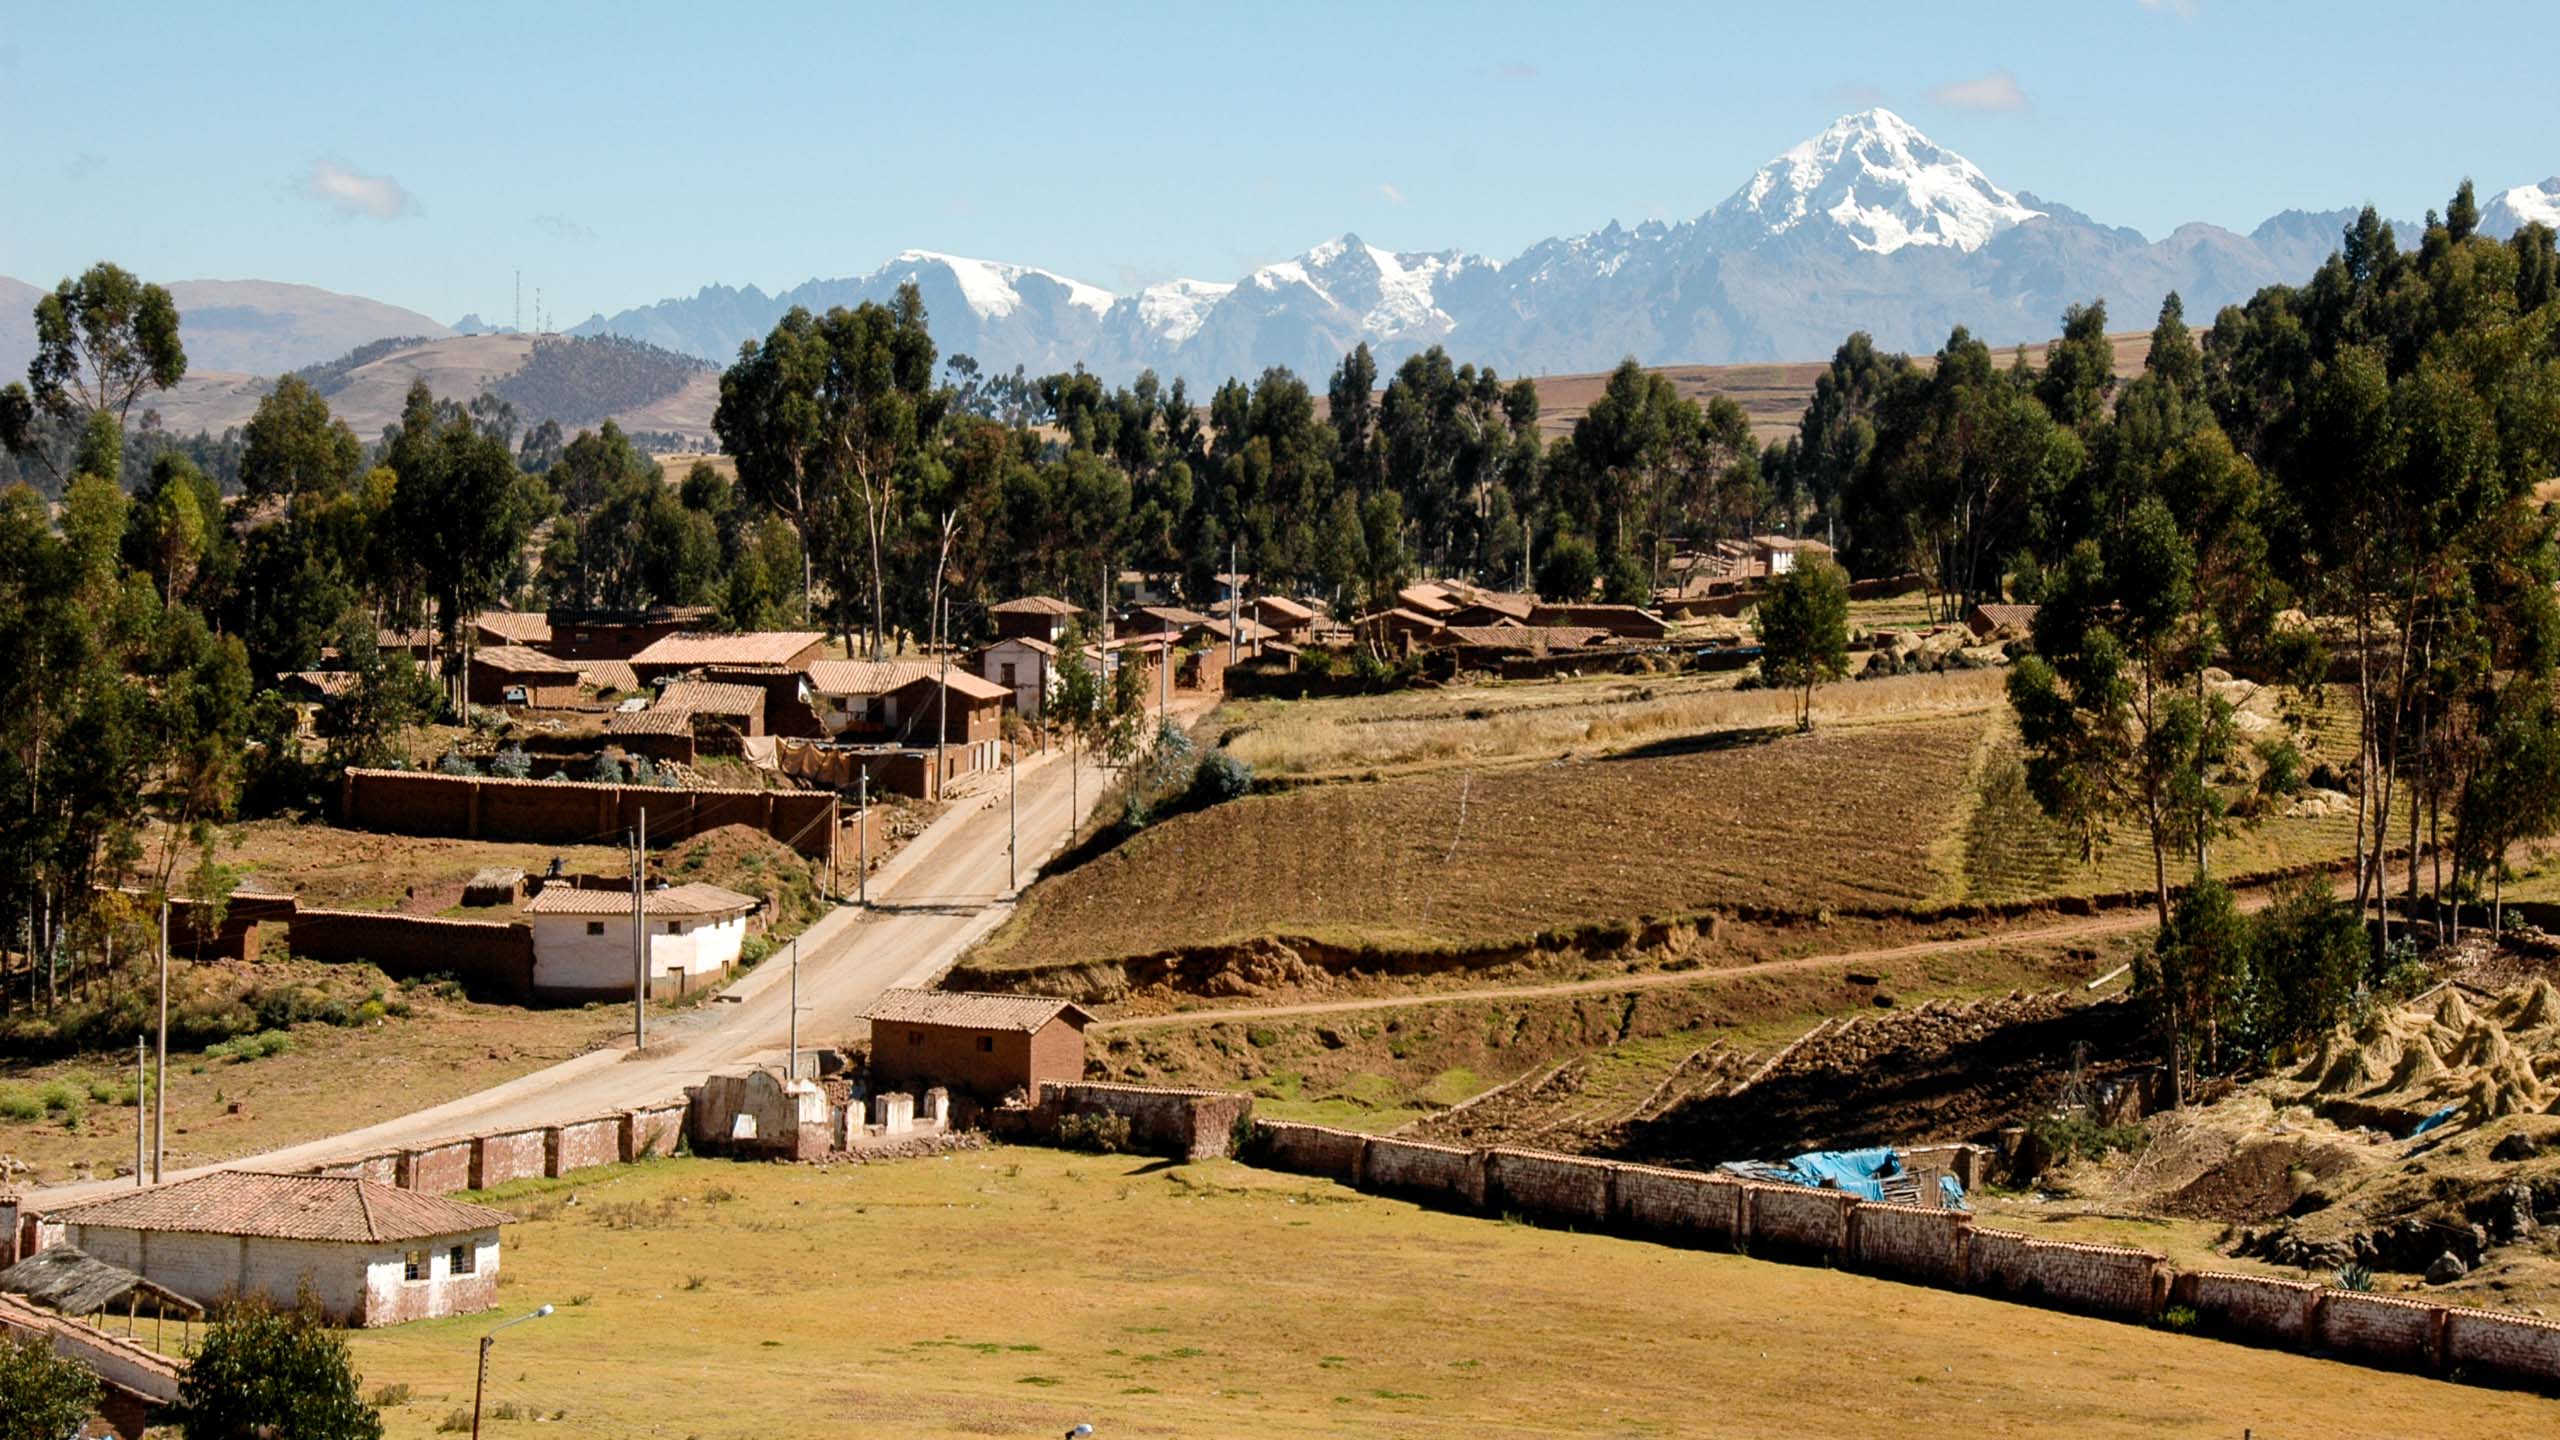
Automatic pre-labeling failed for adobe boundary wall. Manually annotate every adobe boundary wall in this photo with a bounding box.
[1009,1082,1252,1161]
[1243,1119,2560,1396]
[285,909,535,1000]
[339,767,838,866]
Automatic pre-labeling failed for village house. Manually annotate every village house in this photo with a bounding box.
[43,1171,510,1327]
[1121,603,1211,639]
[979,633,1059,717]
[1439,590,1538,628]
[467,645,584,709]
[1354,606,1449,656]
[863,988,1094,1104]
[1966,602,2040,640]
[521,881,760,999]
[804,659,938,739]
[697,665,830,738]
[1115,569,1174,607]
[472,609,552,650]
[630,630,826,685]
[654,679,767,738]
[375,624,438,664]
[1429,624,1613,662]
[1395,581,1461,618]
[544,605,717,661]
[1247,594,1318,645]
[602,706,699,765]
[1751,534,1835,576]
[1526,603,1673,640]
[988,595,1083,645]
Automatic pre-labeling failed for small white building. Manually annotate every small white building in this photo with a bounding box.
[522,881,759,1000]
[979,635,1058,717]
[44,1171,510,1327]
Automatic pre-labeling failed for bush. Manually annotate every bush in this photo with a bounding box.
[435,752,479,776]
[1187,751,1253,808]
[174,1300,385,1440]
[586,753,625,784]
[0,1088,40,1122]
[1055,1111,1132,1154]
[490,746,533,780]
[0,1331,102,1439]
[626,757,660,787]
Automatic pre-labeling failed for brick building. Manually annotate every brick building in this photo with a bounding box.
[467,646,584,708]
[863,989,1093,1103]
[988,595,1082,644]
[45,1172,510,1327]
[630,630,826,684]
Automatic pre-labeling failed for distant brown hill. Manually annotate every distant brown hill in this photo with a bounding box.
[0,276,453,381]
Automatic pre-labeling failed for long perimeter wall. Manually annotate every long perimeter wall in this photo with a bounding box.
[339,768,838,867]
[1247,1119,2560,1397]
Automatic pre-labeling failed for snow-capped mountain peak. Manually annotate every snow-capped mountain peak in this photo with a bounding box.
[2483,178,2560,237]
[1707,107,2044,255]
[1132,278,1235,345]
[883,249,1116,319]
[1240,234,1494,342]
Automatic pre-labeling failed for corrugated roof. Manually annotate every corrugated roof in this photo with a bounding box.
[656,680,766,717]
[631,631,825,668]
[472,645,582,676]
[863,988,1094,1033]
[805,659,936,697]
[48,1171,510,1245]
[989,595,1083,616]
[523,881,759,918]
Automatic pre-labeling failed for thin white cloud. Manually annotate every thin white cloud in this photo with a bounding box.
[1376,183,1406,205]
[532,214,594,242]
[1929,69,2030,113]
[298,158,416,220]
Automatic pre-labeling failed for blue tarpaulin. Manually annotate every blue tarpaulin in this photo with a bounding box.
[1718,1146,1909,1202]
[2404,1104,2460,1140]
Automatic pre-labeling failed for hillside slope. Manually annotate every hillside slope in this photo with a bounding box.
[0,276,451,379]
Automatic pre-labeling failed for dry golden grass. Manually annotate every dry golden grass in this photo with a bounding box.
[340,1152,2535,1439]
[1217,668,2007,781]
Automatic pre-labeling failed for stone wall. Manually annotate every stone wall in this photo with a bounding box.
[1745,1183,1854,1259]
[2317,1291,2446,1371]
[1610,1163,1744,1244]
[1360,1137,1485,1208]
[1253,1120,1368,1182]
[1040,1082,1252,1161]
[471,1128,550,1189]
[1848,1202,1972,1287]
[1483,1148,1612,1225]
[2177,1270,2322,1347]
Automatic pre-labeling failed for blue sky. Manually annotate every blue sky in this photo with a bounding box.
[5,1,2556,325]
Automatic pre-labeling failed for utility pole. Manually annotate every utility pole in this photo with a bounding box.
[1227,540,1240,669]
[1007,740,1018,890]
[856,768,869,907]
[134,1036,145,1187]
[787,937,800,1080]
[631,808,647,1050]
[152,900,167,1183]
[935,595,949,800]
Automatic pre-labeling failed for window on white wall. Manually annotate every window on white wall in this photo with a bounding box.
[404,1250,426,1282]
[586,921,605,936]
[450,1243,475,1276]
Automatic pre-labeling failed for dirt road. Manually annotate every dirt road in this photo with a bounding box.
[26,728,1155,1207]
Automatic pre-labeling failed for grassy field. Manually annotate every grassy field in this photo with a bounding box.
[339,1151,2534,1439]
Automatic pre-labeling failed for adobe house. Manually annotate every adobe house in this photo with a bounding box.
[545,605,717,661]
[521,881,759,1000]
[1122,603,1210,639]
[472,609,552,649]
[467,645,583,708]
[629,630,826,685]
[979,633,1059,717]
[1525,603,1673,640]
[988,595,1083,644]
[1247,594,1317,644]
[654,679,767,738]
[864,988,1094,1104]
[44,1171,510,1327]
[1354,606,1447,656]
[1966,602,2040,639]
[804,659,937,739]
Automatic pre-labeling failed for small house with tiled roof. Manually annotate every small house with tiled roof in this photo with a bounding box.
[863,988,1095,1103]
[979,633,1060,717]
[522,881,760,999]
[46,1171,511,1326]
[1248,594,1318,645]
[472,609,553,648]
[988,595,1083,644]
[467,645,584,709]
[1966,602,2040,640]
[630,630,826,684]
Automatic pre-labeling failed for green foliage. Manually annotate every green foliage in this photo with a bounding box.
[490,745,534,779]
[1187,751,1254,807]
[2334,1263,2376,1293]
[174,1300,385,1440]
[1056,1110,1133,1154]
[1534,532,1598,601]
[1755,556,1852,730]
[0,1331,102,1440]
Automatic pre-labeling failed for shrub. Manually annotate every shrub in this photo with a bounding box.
[0,1088,46,1123]
[2158,1304,2200,1333]
[626,757,660,787]
[2334,1263,2375,1292]
[1187,751,1253,808]
[1055,1111,1132,1154]
[0,1332,102,1439]
[436,752,479,776]
[490,746,534,780]
[369,1382,414,1408]
[174,1300,384,1440]
[738,934,774,967]
[586,753,625,784]
[36,1080,80,1113]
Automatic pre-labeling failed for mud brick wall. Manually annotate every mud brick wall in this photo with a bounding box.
[1483,1148,1611,1225]
[1965,1226,2037,1294]
[2317,1291,2446,1371]
[355,1153,400,1187]
[2442,1306,2560,1388]
[1744,1184,1854,1259]
[624,1104,685,1161]
[287,909,535,1001]
[2006,1239,2166,1322]
[402,1141,474,1195]
[340,768,838,865]
[1361,1137,1485,1208]
[1611,1163,1743,1244]
[548,1117,621,1177]
[1044,1082,1253,1160]
[2177,1271,2321,1347]
[1251,1120,1368,1183]
[1848,1202,1972,1286]
[471,1128,550,1189]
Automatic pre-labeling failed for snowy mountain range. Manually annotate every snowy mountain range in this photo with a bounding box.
[568,108,2504,387]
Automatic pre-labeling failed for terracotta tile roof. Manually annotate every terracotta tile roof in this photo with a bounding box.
[630,631,825,668]
[1968,603,2040,634]
[604,708,695,737]
[278,669,358,698]
[377,625,437,650]
[523,881,759,918]
[805,660,936,697]
[989,595,1083,616]
[578,660,640,692]
[655,680,766,717]
[1397,583,1458,615]
[474,610,553,644]
[48,1171,510,1244]
[1446,592,1537,622]
[472,645,583,676]
[863,988,1094,1033]
[1355,607,1448,631]
[890,669,1011,703]
[1250,595,1316,623]
[1434,625,1611,651]
[1196,615,1278,643]
[982,636,1057,656]
[1131,604,1210,628]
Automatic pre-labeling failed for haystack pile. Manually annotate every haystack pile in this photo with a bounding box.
[2291,979,2560,1126]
